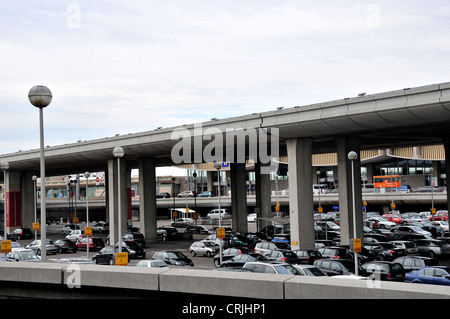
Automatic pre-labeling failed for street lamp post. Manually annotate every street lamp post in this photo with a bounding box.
[84,172,90,257]
[113,147,124,253]
[214,162,223,265]
[28,85,52,261]
[348,151,359,276]
[1,162,9,240]
[32,175,37,241]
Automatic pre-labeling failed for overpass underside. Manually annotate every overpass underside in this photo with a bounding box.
[2,83,450,249]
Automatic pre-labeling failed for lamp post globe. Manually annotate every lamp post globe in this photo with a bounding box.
[113,146,124,158]
[28,85,52,108]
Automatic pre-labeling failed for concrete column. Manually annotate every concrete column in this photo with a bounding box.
[286,138,315,250]
[230,162,247,234]
[21,171,38,229]
[443,138,450,210]
[139,158,157,244]
[5,171,22,233]
[255,163,272,219]
[336,137,363,246]
[107,158,128,245]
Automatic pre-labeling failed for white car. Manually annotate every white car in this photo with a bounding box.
[247,213,257,222]
[366,216,396,229]
[65,229,84,242]
[207,209,232,220]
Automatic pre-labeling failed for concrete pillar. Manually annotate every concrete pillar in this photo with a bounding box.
[5,171,22,233]
[336,137,363,246]
[139,158,157,244]
[286,138,315,250]
[443,138,450,210]
[21,171,38,229]
[107,158,128,245]
[255,163,272,219]
[230,162,247,234]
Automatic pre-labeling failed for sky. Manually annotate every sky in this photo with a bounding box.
[1,0,450,159]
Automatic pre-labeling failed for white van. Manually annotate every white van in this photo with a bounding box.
[207,209,232,220]
[312,184,328,194]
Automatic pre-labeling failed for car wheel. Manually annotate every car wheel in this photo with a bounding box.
[109,258,114,265]
[206,251,211,257]
[191,250,196,257]
[37,249,41,256]
[427,251,436,259]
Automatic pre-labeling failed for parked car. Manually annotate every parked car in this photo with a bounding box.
[292,264,327,276]
[171,218,195,228]
[381,213,404,224]
[207,209,232,220]
[58,258,95,264]
[220,253,268,268]
[366,216,396,229]
[189,240,219,257]
[391,225,431,238]
[156,192,171,198]
[389,240,418,254]
[123,232,146,248]
[421,224,445,237]
[314,259,363,276]
[157,226,180,241]
[263,249,300,264]
[197,191,214,197]
[254,241,290,255]
[136,259,168,268]
[243,261,302,275]
[55,239,78,253]
[293,249,323,265]
[393,256,440,272]
[75,237,105,251]
[65,229,84,242]
[152,251,194,266]
[361,261,406,282]
[185,225,211,235]
[364,242,407,261]
[405,266,450,286]
[25,239,58,255]
[177,190,195,197]
[317,246,352,259]
[8,228,33,240]
[92,246,130,265]
[91,222,109,233]
[6,249,40,262]
[213,247,254,266]
[415,239,448,258]
[61,224,81,235]
[247,213,257,222]
[117,241,146,259]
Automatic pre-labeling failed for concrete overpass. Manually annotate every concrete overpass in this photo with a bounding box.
[2,82,450,251]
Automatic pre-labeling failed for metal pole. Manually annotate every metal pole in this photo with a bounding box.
[85,172,90,258]
[117,156,122,253]
[38,108,47,261]
[350,155,359,276]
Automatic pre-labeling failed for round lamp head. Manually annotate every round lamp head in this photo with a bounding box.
[28,85,52,108]
[113,146,125,158]
[347,151,358,161]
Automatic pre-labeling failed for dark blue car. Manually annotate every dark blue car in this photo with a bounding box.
[405,266,450,286]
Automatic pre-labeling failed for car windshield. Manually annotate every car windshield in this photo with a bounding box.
[19,251,38,260]
[303,267,326,276]
[167,251,186,259]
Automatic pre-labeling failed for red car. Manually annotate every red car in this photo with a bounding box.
[382,214,404,224]
[75,237,105,251]
[429,211,448,221]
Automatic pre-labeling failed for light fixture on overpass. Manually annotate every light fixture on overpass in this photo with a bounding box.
[28,85,52,261]
[347,151,359,276]
[113,146,124,254]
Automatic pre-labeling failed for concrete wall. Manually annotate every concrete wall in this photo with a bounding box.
[0,263,449,299]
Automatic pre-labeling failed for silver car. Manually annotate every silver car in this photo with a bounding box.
[26,239,58,255]
[7,249,41,262]
[189,240,219,257]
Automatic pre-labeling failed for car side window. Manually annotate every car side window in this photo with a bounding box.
[435,269,448,278]
[265,265,276,274]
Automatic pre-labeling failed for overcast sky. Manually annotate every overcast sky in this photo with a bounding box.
[1,0,450,157]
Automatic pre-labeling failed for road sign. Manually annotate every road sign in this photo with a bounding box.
[115,252,128,266]
[1,240,11,254]
[85,227,92,236]
[33,222,40,231]
[353,238,362,253]
[216,227,225,239]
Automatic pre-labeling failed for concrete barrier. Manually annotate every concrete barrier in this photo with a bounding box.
[0,263,449,299]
